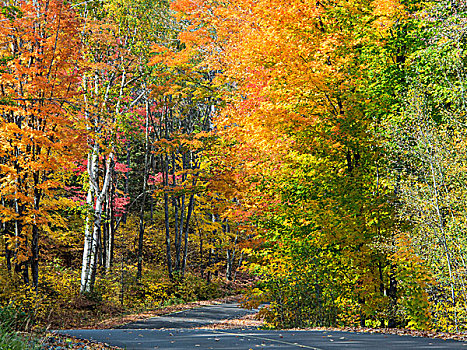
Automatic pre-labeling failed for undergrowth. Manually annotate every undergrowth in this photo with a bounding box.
[0,305,38,349]
[0,263,231,330]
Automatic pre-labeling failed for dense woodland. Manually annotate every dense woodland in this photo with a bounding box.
[1,0,467,334]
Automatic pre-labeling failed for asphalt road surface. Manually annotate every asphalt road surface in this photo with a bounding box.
[57,303,467,350]
[115,303,257,329]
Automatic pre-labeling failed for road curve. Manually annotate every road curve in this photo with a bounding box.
[56,303,467,350]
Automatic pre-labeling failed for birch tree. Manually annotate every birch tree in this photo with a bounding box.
[78,0,172,292]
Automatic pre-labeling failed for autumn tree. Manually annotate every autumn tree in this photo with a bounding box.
[149,42,219,279]
[0,0,84,288]
[171,0,414,327]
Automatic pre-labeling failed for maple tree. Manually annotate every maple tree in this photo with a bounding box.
[0,0,84,288]
[170,0,426,328]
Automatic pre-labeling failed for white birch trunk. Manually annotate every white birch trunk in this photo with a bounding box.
[80,145,114,294]
[80,184,94,294]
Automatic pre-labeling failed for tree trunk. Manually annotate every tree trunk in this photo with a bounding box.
[181,194,195,277]
[137,99,150,280]
[122,143,130,225]
[4,234,12,274]
[1,198,12,273]
[233,252,243,282]
[387,265,397,328]
[88,197,103,291]
[174,195,180,271]
[106,163,115,271]
[199,231,204,278]
[226,229,237,282]
[164,190,173,280]
[102,188,108,269]
[80,185,94,294]
[31,185,41,289]
[81,150,114,294]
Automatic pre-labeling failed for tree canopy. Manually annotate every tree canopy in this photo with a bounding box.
[1,0,467,333]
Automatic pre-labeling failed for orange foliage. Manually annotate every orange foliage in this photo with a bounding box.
[0,0,85,285]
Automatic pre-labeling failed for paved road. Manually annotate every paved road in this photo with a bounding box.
[57,328,467,349]
[115,303,257,329]
[57,303,467,350]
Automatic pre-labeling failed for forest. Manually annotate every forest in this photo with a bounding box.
[1,0,467,339]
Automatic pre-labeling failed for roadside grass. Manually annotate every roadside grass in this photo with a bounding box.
[0,328,35,350]
[0,304,42,349]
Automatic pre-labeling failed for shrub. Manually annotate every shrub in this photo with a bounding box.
[0,305,38,350]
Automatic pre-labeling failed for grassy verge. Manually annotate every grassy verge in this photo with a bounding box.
[0,328,35,350]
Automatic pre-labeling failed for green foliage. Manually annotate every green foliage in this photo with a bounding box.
[0,330,34,350]
[380,0,467,331]
[259,273,340,328]
[0,304,27,332]
[0,5,22,20]
[0,305,38,350]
